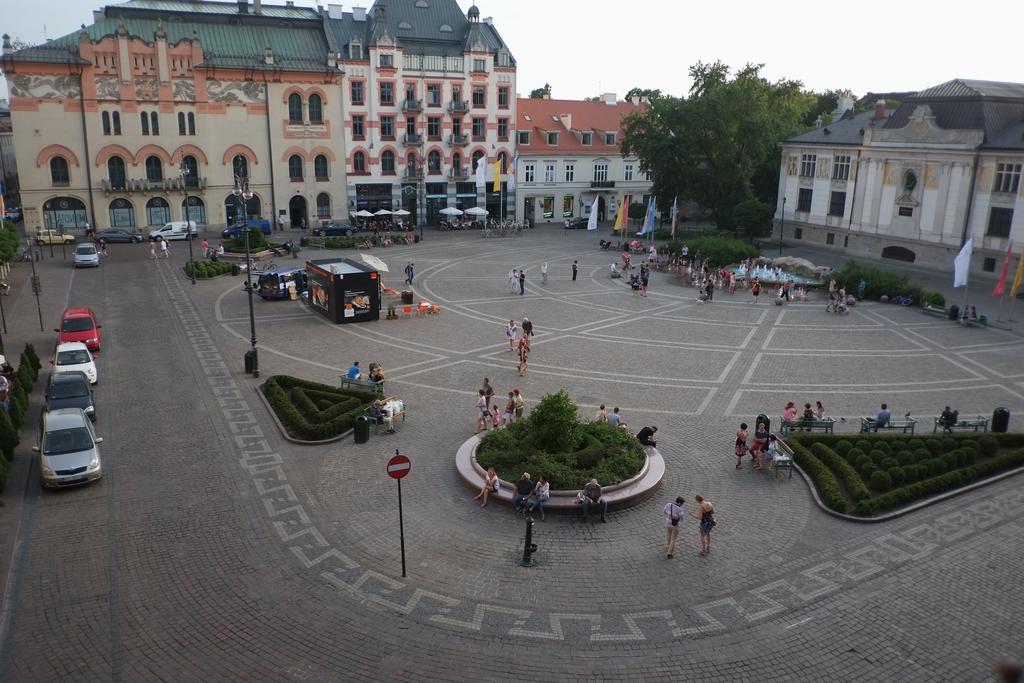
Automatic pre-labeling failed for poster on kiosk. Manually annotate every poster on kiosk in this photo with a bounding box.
[305,258,381,324]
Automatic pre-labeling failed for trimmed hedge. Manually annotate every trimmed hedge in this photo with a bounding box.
[186,260,239,279]
[300,236,358,250]
[811,442,871,501]
[789,440,847,513]
[664,233,759,266]
[261,375,378,441]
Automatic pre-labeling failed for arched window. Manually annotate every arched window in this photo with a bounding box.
[288,154,303,180]
[141,112,149,135]
[288,93,303,123]
[182,196,206,225]
[50,156,70,185]
[471,150,484,173]
[178,112,186,135]
[111,111,121,135]
[314,154,329,180]
[381,150,395,174]
[308,93,323,123]
[42,196,87,230]
[452,152,462,174]
[428,150,441,174]
[146,197,171,225]
[187,112,196,135]
[232,154,248,179]
[181,155,199,188]
[109,198,135,227]
[145,155,164,182]
[353,151,366,173]
[407,152,417,176]
[150,112,159,135]
[107,156,126,189]
[102,111,111,135]
[316,192,331,218]
[225,193,262,224]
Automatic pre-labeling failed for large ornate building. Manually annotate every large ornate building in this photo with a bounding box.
[777,80,1024,273]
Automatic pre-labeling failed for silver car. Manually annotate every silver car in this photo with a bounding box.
[33,408,103,489]
[74,243,100,268]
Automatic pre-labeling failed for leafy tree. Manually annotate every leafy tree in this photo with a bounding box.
[524,390,580,454]
[732,198,773,238]
[0,221,19,264]
[624,87,662,103]
[627,202,647,221]
[529,83,552,99]
[0,408,17,461]
[622,61,815,231]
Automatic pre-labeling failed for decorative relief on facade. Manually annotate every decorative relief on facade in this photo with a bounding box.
[172,79,196,102]
[896,168,921,206]
[8,74,80,99]
[94,76,120,100]
[924,163,941,189]
[978,165,993,190]
[867,104,984,147]
[135,78,159,100]
[786,156,797,176]
[817,158,831,179]
[206,79,265,103]
[883,161,897,185]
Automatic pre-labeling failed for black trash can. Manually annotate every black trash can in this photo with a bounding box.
[414,234,420,243]
[354,415,370,444]
[401,290,414,305]
[244,350,256,374]
[947,304,960,321]
[992,407,1010,433]
[756,413,771,433]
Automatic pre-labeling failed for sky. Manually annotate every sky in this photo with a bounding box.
[3,0,1024,101]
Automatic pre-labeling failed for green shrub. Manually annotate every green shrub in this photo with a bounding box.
[833,260,917,301]
[870,470,892,493]
[978,435,999,458]
[925,439,944,456]
[888,466,905,486]
[918,290,945,307]
[847,448,865,464]
[790,441,847,513]
[24,343,42,373]
[869,449,888,467]
[524,390,580,454]
[261,375,377,440]
[813,442,871,502]
[881,457,898,470]
[226,228,267,252]
[833,440,853,457]
[664,233,758,266]
[854,454,872,472]
[896,450,914,465]
[16,364,33,395]
[0,409,16,461]
[8,398,25,431]
[913,448,931,463]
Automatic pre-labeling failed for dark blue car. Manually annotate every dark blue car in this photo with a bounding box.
[222,219,272,239]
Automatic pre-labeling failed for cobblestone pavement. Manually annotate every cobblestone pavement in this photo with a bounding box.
[0,227,1021,681]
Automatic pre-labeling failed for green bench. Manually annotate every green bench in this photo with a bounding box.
[339,375,384,395]
[779,417,836,436]
[860,416,916,434]
[933,415,988,433]
[771,437,795,479]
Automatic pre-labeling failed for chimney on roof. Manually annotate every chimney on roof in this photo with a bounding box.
[238,0,249,14]
[263,47,274,65]
[285,0,295,7]
[352,5,367,20]
[254,0,261,14]
[93,9,104,21]
[328,3,344,19]
[559,113,572,130]
[874,98,886,120]
[601,92,617,106]
[483,17,493,25]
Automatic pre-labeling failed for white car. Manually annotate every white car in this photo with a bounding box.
[33,408,103,489]
[73,243,100,267]
[148,221,198,241]
[52,342,98,384]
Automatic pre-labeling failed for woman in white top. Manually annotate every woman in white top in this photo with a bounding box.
[526,475,550,520]
[506,319,518,351]
[475,390,490,434]
[473,467,500,507]
[663,497,685,558]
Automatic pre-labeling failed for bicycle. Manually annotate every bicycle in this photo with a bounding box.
[892,294,914,306]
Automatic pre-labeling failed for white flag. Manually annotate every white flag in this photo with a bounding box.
[586,196,599,230]
[953,237,973,287]
[475,156,486,189]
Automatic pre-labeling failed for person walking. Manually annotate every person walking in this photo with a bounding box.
[640,263,650,297]
[541,261,548,284]
[571,260,578,281]
[506,319,518,351]
[201,238,210,258]
[475,390,490,434]
[521,317,533,339]
[518,269,526,296]
[508,268,518,294]
[751,278,761,303]
[513,389,526,421]
[704,278,714,302]
[404,262,414,286]
[481,377,495,411]
[690,495,715,556]
[517,336,529,377]
[664,496,685,559]
[159,237,170,259]
[149,240,157,260]
[500,392,516,427]
[735,422,748,469]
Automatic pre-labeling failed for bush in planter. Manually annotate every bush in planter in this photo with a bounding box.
[918,290,945,307]
[870,469,892,493]
[260,375,377,440]
[16,364,33,395]
[833,440,853,457]
[888,466,905,486]
[813,442,870,501]
[790,441,846,513]
[978,435,999,458]
[24,344,42,376]
[525,390,580,454]
[0,408,17,461]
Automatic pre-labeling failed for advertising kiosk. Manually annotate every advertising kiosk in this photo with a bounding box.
[305,258,380,324]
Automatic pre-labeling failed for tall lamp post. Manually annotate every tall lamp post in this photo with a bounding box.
[778,196,786,255]
[233,174,259,378]
[180,160,196,285]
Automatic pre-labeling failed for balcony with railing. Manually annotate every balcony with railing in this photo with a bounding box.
[402,99,423,113]
[449,133,469,146]
[402,133,423,146]
[449,166,468,180]
[101,177,207,193]
[403,167,424,180]
[449,100,468,113]
[590,180,616,189]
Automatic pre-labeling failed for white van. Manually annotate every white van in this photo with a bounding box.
[148,221,198,241]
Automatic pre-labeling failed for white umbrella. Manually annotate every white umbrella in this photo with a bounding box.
[439,207,463,216]
[354,209,375,218]
[465,207,488,216]
[360,253,390,272]
[392,209,411,216]
[374,209,393,216]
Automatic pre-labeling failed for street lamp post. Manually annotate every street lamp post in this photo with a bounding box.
[778,196,786,255]
[181,160,196,285]
[233,174,259,378]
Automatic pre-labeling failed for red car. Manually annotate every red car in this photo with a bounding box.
[56,307,102,352]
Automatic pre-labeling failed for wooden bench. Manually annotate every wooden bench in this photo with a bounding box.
[770,436,796,479]
[779,417,836,436]
[338,375,384,395]
[306,236,327,250]
[933,415,989,433]
[921,302,949,318]
[366,397,406,433]
[860,416,917,434]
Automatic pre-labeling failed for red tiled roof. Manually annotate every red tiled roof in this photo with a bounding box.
[515,98,645,154]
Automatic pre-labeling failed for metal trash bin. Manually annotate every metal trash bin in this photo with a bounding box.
[414,234,420,243]
[756,413,770,433]
[244,350,256,374]
[354,415,370,444]
[992,407,1010,433]
[947,304,959,321]
[401,290,414,305]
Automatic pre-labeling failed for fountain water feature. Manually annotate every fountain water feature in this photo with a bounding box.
[731,261,822,286]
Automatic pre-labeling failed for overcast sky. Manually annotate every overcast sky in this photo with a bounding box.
[3,0,1024,101]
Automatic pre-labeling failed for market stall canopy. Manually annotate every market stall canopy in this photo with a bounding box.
[392,209,411,216]
[354,209,375,218]
[360,254,390,273]
[465,207,488,216]
[439,207,464,216]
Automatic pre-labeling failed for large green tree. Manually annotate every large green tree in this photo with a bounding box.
[622,62,815,231]
[529,83,552,99]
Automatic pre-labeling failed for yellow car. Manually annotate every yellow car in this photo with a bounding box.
[35,230,76,245]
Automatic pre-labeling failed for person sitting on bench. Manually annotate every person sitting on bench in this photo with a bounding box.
[346,361,362,381]
[875,403,891,429]
[940,406,959,432]
[599,239,612,250]
[578,479,608,522]
[610,263,622,278]
[636,425,658,447]
[367,402,394,433]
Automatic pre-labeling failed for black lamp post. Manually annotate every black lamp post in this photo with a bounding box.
[181,160,196,285]
[778,196,786,255]
[233,174,259,378]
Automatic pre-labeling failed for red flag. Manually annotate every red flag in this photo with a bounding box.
[993,241,1014,296]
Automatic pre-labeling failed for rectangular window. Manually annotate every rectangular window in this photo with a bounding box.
[380,82,394,106]
[351,81,364,105]
[833,155,851,181]
[897,206,913,217]
[799,154,817,178]
[624,164,634,181]
[472,86,486,108]
[563,195,574,217]
[826,232,835,246]
[983,257,997,272]
[178,112,186,135]
[564,163,574,182]
[594,164,608,182]
[524,163,535,183]
[604,132,616,145]
[472,58,486,73]
[150,112,159,135]
[498,87,509,109]
[794,227,803,240]
[352,115,365,139]
[497,118,508,140]
[542,196,554,219]
[380,116,394,139]
[994,163,1022,194]
[829,191,846,217]
[472,117,485,139]
[987,207,1014,238]
[141,112,149,135]
[452,118,462,136]
[517,131,530,145]
[379,54,393,68]
[797,188,813,212]
[406,116,416,135]
[544,164,555,183]
[187,112,195,135]
[581,132,592,145]
[427,117,441,139]
[547,132,558,145]
[427,84,441,106]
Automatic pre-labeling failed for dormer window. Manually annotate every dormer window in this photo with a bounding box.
[497,49,510,67]
[439,24,453,32]
[380,54,393,68]
[398,21,412,30]
[604,132,616,145]
[581,132,592,145]
[547,132,558,145]
[350,39,363,60]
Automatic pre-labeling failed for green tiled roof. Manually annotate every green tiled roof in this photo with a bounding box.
[113,0,320,20]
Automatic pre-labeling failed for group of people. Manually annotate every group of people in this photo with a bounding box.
[783,400,827,426]
[507,268,527,296]
[149,236,171,260]
[504,317,533,376]
[594,404,628,429]
[475,377,526,433]
[200,239,227,260]
[959,305,980,326]
[472,470,612,524]
[663,494,716,558]
[735,421,779,471]
[346,360,385,388]
[628,263,652,296]
[0,360,16,410]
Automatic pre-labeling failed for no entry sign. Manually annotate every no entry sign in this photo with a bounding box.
[387,454,411,479]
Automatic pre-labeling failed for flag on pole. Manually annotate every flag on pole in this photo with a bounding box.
[1010,245,1024,298]
[993,241,1014,296]
[621,195,629,232]
[492,159,501,193]
[613,198,624,232]
[474,155,486,189]
[586,196,599,230]
[953,237,973,288]
[638,197,656,235]
[670,196,678,239]
[507,154,517,190]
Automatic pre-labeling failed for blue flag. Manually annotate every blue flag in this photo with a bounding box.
[638,197,656,235]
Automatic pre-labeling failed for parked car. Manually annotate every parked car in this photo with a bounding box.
[35,229,76,245]
[56,307,102,352]
[73,243,100,268]
[97,228,142,243]
[45,372,96,421]
[52,342,98,384]
[149,221,197,241]
[313,221,356,237]
[33,408,103,489]
[221,219,272,239]
[564,217,590,230]
[5,207,21,222]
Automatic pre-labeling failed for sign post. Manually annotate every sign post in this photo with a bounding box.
[386,450,411,577]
